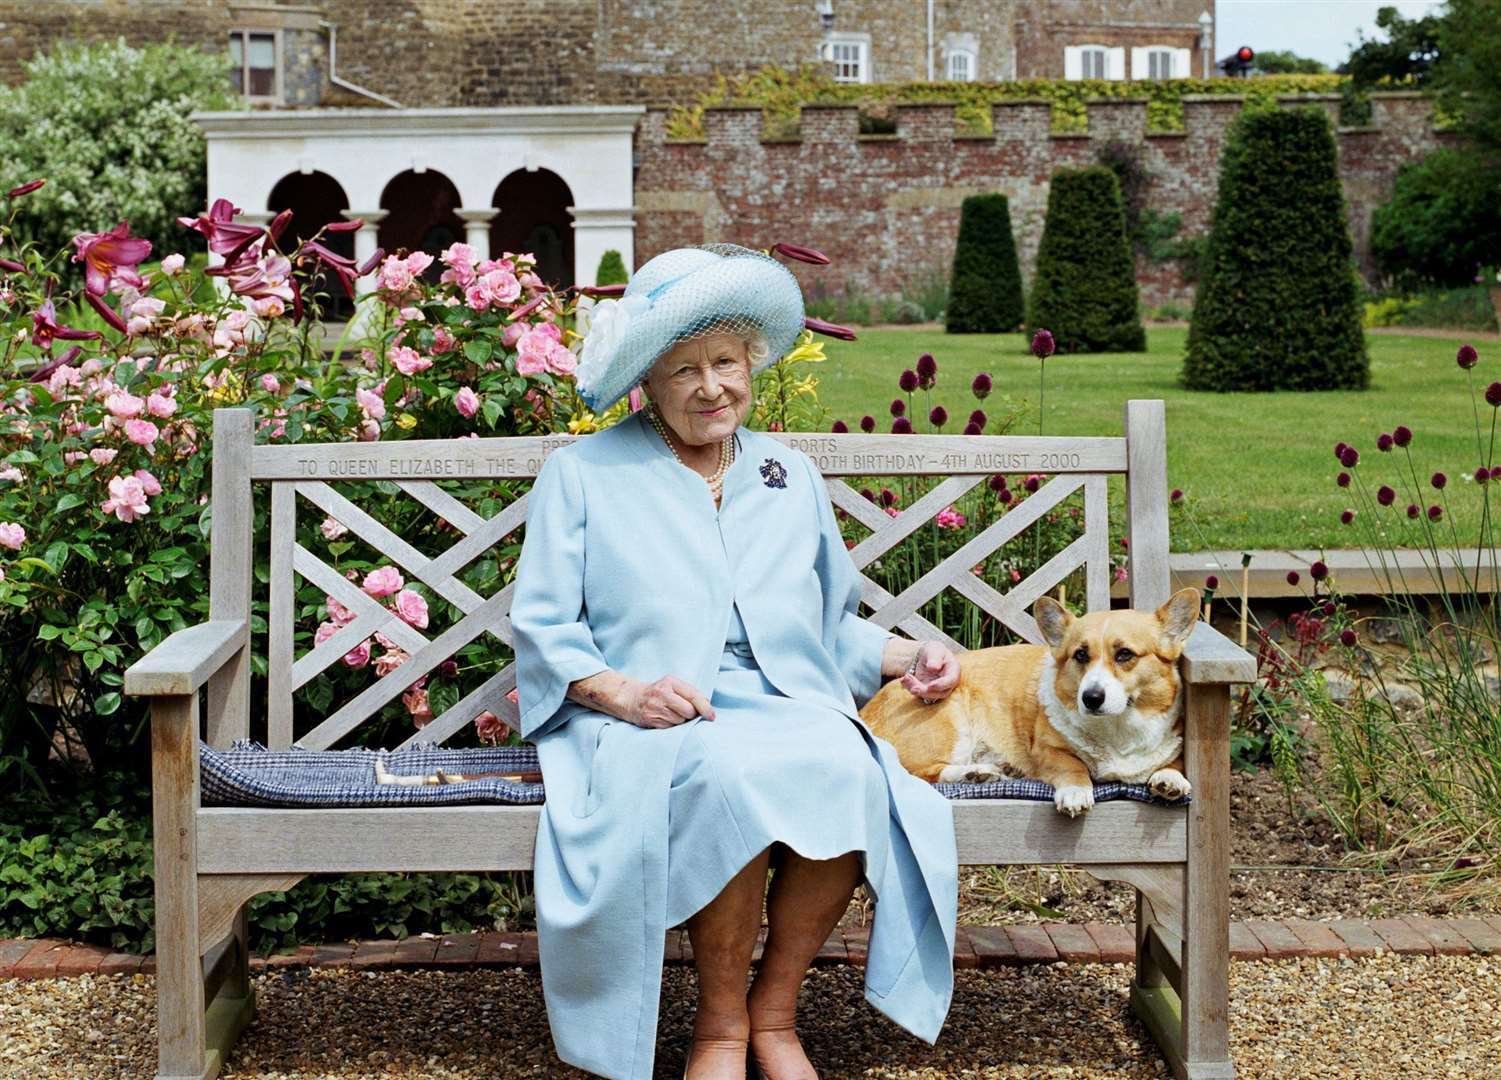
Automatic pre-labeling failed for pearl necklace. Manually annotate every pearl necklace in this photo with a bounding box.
[645,402,736,501]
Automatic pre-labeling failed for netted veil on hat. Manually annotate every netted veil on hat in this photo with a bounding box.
[573,243,806,413]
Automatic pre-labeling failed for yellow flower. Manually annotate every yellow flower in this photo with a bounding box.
[204,369,245,404]
[395,412,417,430]
[567,411,599,434]
[780,328,826,367]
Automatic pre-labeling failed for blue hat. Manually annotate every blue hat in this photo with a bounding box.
[573,243,806,413]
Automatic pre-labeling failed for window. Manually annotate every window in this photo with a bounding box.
[1147,48,1173,79]
[1081,46,1107,79]
[1132,45,1189,80]
[823,34,870,83]
[946,49,975,81]
[229,29,279,100]
[1065,44,1124,80]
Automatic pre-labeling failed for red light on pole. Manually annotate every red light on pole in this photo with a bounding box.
[1236,45,1254,63]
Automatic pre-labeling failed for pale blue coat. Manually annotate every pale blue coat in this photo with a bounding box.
[511,407,958,1080]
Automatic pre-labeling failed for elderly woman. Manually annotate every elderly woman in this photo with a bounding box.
[511,244,962,1080]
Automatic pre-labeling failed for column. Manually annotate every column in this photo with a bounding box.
[341,209,389,296]
[455,207,497,263]
[566,206,636,289]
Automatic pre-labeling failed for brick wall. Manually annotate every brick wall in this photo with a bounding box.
[632,92,1448,310]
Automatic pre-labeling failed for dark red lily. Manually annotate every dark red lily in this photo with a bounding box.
[575,283,627,297]
[772,242,831,266]
[6,179,45,199]
[324,218,363,232]
[511,293,548,320]
[177,198,265,264]
[0,257,23,273]
[71,221,152,297]
[268,209,294,243]
[357,247,386,276]
[85,291,128,334]
[805,315,857,341]
[301,240,359,299]
[30,301,103,350]
[29,345,84,384]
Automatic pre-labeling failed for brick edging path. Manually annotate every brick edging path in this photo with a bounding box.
[5,916,1500,980]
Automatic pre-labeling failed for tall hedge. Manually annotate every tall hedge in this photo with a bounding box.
[1025,166,1145,353]
[1183,106,1369,391]
[1370,148,1501,288]
[946,193,1025,333]
[595,249,628,286]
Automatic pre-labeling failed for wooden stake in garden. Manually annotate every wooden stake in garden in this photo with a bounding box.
[1239,551,1253,649]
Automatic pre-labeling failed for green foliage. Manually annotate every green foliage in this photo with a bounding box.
[1025,166,1145,354]
[1345,5,1444,87]
[1183,106,1368,391]
[1363,284,1497,331]
[1434,0,1501,155]
[0,39,240,291]
[945,194,1024,334]
[1370,149,1501,288]
[1253,50,1329,76]
[595,249,628,287]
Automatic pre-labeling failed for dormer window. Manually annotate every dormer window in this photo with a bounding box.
[229,29,280,102]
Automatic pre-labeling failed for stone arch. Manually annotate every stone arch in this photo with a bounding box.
[268,170,356,319]
[379,169,463,283]
[491,168,575,289]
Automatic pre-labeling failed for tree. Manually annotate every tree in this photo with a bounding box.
[595,249,628,286]
[1370,148,1501,288]
[945,193,1024,334]
[1183,106,1368,392]
[1433,0,1501,155]
[1343,5,1444,85]
[1253,50,1328,75]
[1025,167,1145,354]
[0,39,238,281]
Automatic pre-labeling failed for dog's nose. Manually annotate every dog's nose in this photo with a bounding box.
[1081,687,1106,711]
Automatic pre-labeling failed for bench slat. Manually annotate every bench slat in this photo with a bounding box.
[124,620,248,697]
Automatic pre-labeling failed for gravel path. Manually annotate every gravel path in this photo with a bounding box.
[4,953,1498,1078]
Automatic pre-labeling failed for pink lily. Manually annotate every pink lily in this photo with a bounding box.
[28,345,84,384]
[7,179,45,199]
[30,301,103,350]
[772,241,831,266]
[71,221,152,297]
[804,315,857,341]
[176,198,264,265]
[267,209,294,244]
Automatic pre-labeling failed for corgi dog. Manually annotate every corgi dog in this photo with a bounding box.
[861,587,1201,817]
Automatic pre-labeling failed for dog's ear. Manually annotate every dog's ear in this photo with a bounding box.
[1034,595,1072,649]
[1155,587,1201,651]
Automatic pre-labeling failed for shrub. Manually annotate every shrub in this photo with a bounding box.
[0,39,239,292]
[1370,149,1501,288]
[595,248,628,286]
[945,194,1024,334]
[1183,106,1368,391]
[1025,167,1145,353]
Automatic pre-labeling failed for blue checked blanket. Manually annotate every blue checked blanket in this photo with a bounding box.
[200,739,1189,809]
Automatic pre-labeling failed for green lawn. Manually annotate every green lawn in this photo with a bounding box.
[810,327,1493,552]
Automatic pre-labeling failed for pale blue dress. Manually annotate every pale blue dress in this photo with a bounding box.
[511,408,958,1080]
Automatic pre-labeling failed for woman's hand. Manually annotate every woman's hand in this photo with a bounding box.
[625,675,716,728]
[900,641,960,704]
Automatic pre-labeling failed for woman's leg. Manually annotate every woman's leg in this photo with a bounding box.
[684,844,773,1079]
[748,848,862,1078]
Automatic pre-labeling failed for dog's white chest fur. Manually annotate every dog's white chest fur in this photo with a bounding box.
[1035,654,1182,783]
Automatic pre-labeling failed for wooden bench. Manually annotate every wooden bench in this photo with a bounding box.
[124,400,1255,1080]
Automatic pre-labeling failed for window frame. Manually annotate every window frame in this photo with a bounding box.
[1080,45,1108,80]
[946,48,976,82]
[824,33,871,84]
[228,27,283,104]
[1147,46,1175,80]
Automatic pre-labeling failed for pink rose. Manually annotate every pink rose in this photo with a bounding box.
[147,392,177,418]
[0,522,24,550]
[375,648,409,678]
[545,341,578,376]
[104,391,145,420]
[431,327,457,354]
[358,418,381,441]
[389,346,431,376]
[534,321,563,344]
[160,253,186,274]
[356,387,386,420]
[475,711,506,744]
[124,419,159,448]
[342,640,372,668]
[480,268,521,305]
[320,516,349,541]
[101,475,150,522]
[500,322,526,349]
[89,448,118,466]
[515,348,548,376]
[403,686,433,727]
[464,284,491,313]
[363,565,404,598]
[133,469,162,496]
[327,594,356,625]
[393,588,429,629]
[314,621,339,648]
[261,374,281,394]
[455,386,480,418]
[405,251,434,277]
[378,255,414,294]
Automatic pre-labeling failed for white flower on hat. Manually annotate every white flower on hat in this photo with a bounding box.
[575,293,651,398]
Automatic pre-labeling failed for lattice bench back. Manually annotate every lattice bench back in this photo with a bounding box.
[208,400,1170,754]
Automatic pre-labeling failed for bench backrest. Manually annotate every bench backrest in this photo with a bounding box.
[206,399,1169,752]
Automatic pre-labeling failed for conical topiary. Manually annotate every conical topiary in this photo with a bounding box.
[595,249,628,286]
[946,193,1025,333]
[1025,166,1146,353]
[1183,106,1368,391]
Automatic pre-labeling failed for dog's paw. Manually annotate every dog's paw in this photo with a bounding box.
[1053,784,1095,817]
[937,763,1003,784]
[1147,768,1192,800]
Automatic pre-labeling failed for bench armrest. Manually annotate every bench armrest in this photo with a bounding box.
[1180,622,1257,685]
[123,619,248,697]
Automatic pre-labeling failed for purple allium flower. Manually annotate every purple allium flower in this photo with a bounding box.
[971,372,992,399]
[915,352,937,387]
[1341,509,1355,525]
[969,408,987,428]
[1339,445,1359,468]
[1377,432,1394,452]
[1334,441,1348,460]
[860,487,876,502]
[859,414,875,433]
[1205,575,1219,590]
[1340,629,1357,647]
[899,368,918,393]
[1024,475,1040,493]
[1170,488,1183,502]
[831,419,849,433]
[1489,383,1501,408]
[878,487,896,507]
[1478,466,1491,484]
[998,488,1013,505]
[1337,471,1351,487]
[988,474,1007,493]
[929,405,948,427]
[892,416,913,434]
[962,420,982,435]
[1393,425,1413,446]
[1310,560,1329,580]
[890,398,906,418]
[1377,485,1396,506]
[1458,344,1479,369]
[1407,503,1420,519]
[1431,471,1447,489]
[1031,328,1055,359]
[1428,504,1443,521]
[1286,570,1300,586]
